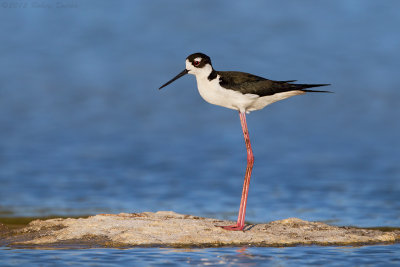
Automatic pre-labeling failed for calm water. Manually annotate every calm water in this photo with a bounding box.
[0,0,399,265]
[1,245,400,266]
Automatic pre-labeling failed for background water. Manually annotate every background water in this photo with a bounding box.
[1,245,400,267]
[0,0,399,265]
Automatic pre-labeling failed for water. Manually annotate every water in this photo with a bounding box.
[1,245,400,266]
[0,0,399,265]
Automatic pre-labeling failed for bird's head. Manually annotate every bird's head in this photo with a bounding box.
[159,52,213,89]
[185,53,213,76]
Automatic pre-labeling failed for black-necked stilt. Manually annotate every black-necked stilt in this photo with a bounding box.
[159,53,331,231]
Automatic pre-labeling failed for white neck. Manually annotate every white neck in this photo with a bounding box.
[194,64,213,79]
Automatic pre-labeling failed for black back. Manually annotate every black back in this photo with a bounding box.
[216,71,330,96]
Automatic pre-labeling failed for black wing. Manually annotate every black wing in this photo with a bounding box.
[217,71,331,96]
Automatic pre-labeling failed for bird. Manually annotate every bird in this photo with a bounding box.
[159,52,331,231]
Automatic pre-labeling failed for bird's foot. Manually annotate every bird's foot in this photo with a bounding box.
[217,224,245,231]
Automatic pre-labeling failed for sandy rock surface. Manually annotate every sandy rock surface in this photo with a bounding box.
[1,211,399,248]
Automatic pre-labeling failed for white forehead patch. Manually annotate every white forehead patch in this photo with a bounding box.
[194,57,202,62]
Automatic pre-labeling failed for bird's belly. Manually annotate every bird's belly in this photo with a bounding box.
[196,77,258,112]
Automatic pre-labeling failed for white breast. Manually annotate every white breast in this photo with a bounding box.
[195,75,259,113]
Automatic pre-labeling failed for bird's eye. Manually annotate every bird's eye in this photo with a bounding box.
[193,60,200,66]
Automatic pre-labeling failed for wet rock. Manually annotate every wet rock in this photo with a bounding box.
[2,211,399,248]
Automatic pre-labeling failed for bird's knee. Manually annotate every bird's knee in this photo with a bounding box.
[247,154,254,164]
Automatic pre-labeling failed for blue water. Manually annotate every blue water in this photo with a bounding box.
[1,245,400,266]
[1,0,399,265]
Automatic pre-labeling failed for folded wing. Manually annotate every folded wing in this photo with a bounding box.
[217,71,331,96]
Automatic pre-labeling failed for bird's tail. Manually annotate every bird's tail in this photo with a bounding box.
[294,83,332,93]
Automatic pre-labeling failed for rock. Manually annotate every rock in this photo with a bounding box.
[2,211,399,248]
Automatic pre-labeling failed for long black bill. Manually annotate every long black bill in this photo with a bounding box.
[159,69,188,89]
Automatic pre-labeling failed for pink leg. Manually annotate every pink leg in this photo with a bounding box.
[219,111,254,231]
